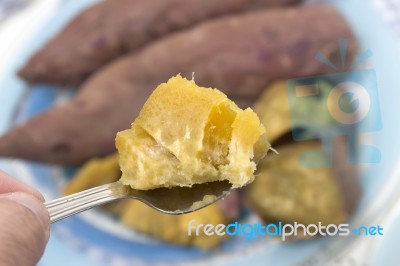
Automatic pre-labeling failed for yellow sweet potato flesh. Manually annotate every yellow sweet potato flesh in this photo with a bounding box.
[116,75,269,190]
[121,201,226,250]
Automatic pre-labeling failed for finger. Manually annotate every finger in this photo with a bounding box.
[0,192,50,266]
[0,170,44,201]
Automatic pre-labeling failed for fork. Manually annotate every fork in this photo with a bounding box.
[45,180,232,223]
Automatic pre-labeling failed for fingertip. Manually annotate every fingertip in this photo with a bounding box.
[0,193,49,266]
[0,170,45,201]
[0,192,50,232]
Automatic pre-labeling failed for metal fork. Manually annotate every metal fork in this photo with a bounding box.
[45,181,232,223]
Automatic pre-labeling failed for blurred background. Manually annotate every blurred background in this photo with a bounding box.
[1,0,400,265]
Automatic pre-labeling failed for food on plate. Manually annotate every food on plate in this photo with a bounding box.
[63,74,263,248]
[244,140,353,239]
[121,201,227,249]
[116,75,269,190]
[63,153,127,215]
[18,0,300,86]
[62,73,361,246]
[63,153,239,249]
[247,81,361,236]
[253,80,338,143]
[63,153,119,195]
[252,81,292,142]
[0,5,356,165]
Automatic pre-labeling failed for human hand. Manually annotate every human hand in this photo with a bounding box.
[0,170,50,266]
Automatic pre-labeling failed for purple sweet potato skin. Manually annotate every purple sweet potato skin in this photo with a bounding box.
[0,5,356,165]
[17,0,299,86]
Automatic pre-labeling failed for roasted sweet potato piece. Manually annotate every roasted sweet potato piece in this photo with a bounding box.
[116,75,269,190]
[244,139,360,239]
[18,0,300,86]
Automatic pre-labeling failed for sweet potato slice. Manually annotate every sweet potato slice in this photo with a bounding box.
[116,75,269,189]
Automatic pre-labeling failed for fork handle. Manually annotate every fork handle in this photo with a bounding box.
[45,182,121,223]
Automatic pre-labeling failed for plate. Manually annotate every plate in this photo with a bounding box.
[1,0,400,265]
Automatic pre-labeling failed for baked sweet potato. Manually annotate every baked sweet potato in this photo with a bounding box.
[244,139,360,235]
[246,81,361,238]
[18,0,300,86]
[0,5,356,165]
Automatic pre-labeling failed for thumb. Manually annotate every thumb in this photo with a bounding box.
[0,192,50,266]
